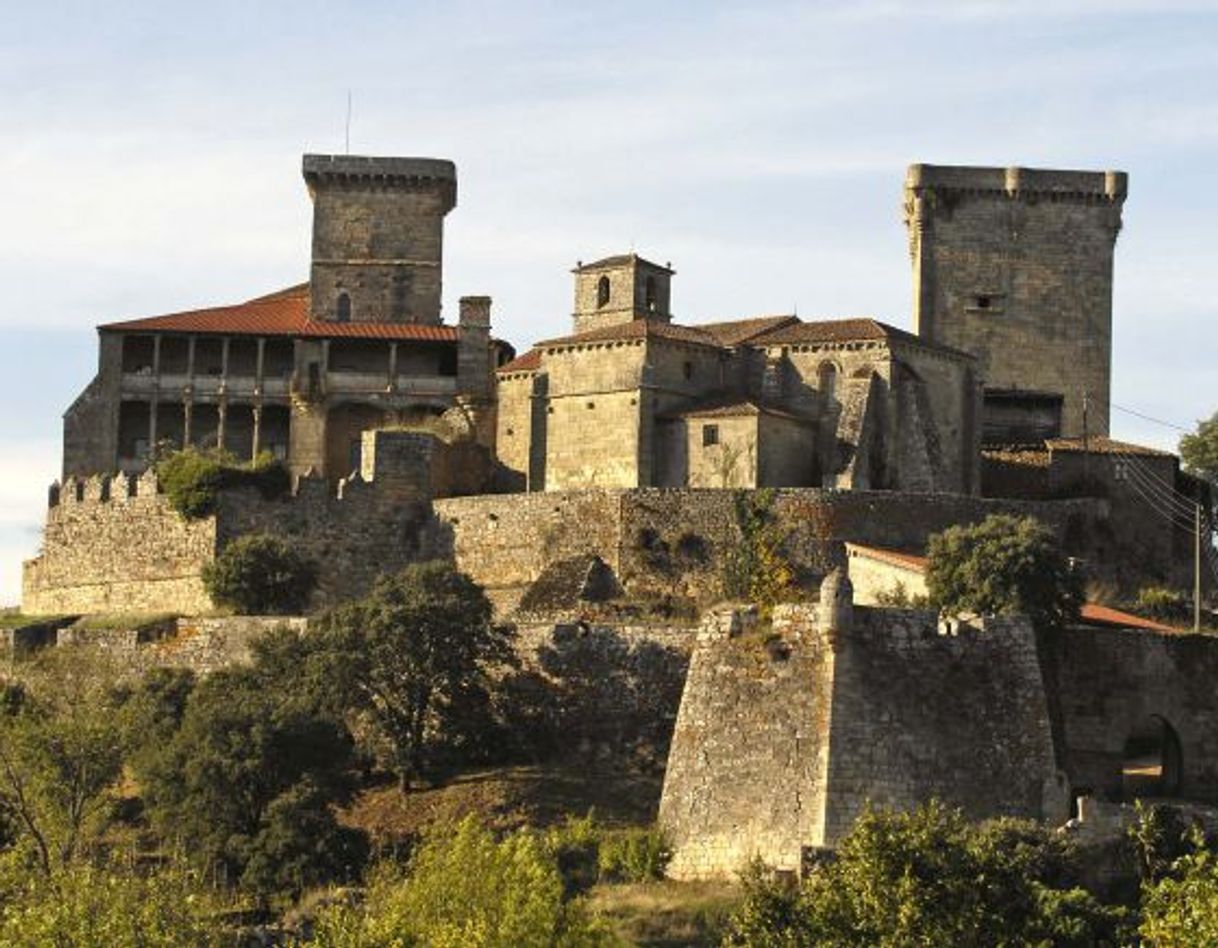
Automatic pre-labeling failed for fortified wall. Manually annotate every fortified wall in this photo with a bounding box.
[22,430,437,615]
[432,488,1108,611]
[659,584,1061,880]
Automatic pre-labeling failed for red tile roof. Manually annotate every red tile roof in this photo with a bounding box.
[846,542,1180,633]
[698,314,800,347]
[497,348,541,374]
[536,318,718,349]
[1047,437,1174,458]
[99,285,461,343]
[663,397,809,423]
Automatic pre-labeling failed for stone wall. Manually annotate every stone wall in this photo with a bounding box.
[434,488,1107,609]
[1047,627,1218,804]
[659,600,1060,879]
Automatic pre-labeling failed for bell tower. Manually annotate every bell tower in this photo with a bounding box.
[571,253,674,334]
[303,154,457,325]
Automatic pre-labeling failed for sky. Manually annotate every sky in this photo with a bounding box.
[1,0,1216,605]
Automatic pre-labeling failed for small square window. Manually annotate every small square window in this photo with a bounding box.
[968,292,1005,313]
[702,424,720,447]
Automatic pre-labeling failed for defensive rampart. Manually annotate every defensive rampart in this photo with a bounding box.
[659,592,1060,879]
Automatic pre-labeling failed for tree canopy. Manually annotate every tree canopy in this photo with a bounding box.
[312,561,515,789]
[926,514,1083,630]
[1180,411,1218,487]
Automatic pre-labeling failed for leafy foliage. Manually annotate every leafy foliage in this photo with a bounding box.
[311,561,515,789]
[0,856,225,947]
[1136,586,1192,623]
[1140,842,1218,946]
[543,815,671,895]
[202,532,318,615]
[926,514,1083,630]
[307,816,617,948]
[156,448,290,520]
[1180,411,1218,487]
[722,489,793,609]
[723,802,1127,947]
[0,650,127,875]
[135,632,367,901]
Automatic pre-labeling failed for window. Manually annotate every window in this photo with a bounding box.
[702,424,719,447]
[596,275,610,308]
[336,291,351,323]
[683,361,693,380]
[968,292,1005,313]
[645,275,657,312]
[818,361,838,401]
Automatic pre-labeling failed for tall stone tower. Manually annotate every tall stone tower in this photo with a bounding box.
[904,164,1127,441]
[571,253,674,334]
[303,154,457,325]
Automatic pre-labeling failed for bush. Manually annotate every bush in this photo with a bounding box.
[1136,586,1192,623]
[203,533,317,615]
[307,817,616,947]
[1141,844,1218,946]
[156,448,290,520]
[597,827,670,884]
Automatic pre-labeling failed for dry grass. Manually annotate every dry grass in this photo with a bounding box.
[588,880,739,947]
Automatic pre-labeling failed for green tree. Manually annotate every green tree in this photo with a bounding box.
[312,561,515,790]
[202,532,317,615]
[1141,844,1218,947]
[308,817,616,948]
[926,514,1083,630]
[0,857,224,947]
[1180,411,1218,487]
[0,651,127,876]
[723,803,1126,948]
[136,648,367,901]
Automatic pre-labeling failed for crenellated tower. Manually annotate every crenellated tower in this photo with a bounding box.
[904,164,1126,442]
[303,154,457,325]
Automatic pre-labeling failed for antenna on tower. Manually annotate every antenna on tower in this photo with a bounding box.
[344,91,353,155]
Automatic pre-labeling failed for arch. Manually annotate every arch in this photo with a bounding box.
[645,275,657,312]
[1122,715,1182,799]
[818,361,839,401]
[336,291,352,323]
[596,275,611,309]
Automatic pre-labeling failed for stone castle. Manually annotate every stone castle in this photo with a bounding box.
[16,152,1218,878]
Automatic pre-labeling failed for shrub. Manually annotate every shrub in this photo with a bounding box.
[308,817,616,947]
[597,827,671,884]
[156,448,290,520]
[1140,843,1218,946]
[722,489,793,610]
[203,533,317,615]
[1136,586,1192,623]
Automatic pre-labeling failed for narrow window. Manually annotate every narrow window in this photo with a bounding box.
[819,361,838,401]
[596,276,610,308]
[702,424,720,447]
[336,291,352,323]
[683,361,693,381]
[645,275,658,312]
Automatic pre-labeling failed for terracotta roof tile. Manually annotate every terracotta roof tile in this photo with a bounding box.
[497,348,541,374]
[98,286,460,343]
[537,319,718,349]
[1047,437,1174,458]
[573,253,673,273]
[662,396,809,423]
[845,542,928,572]
[698,314,800,347]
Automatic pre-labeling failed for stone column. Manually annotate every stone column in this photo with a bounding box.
[148,398,158,458]
[252,405,263,459]
[183,399,193,446]
[221,337,230,383]
[217,402,227,452]
[388,342,399,391]
[152,335,162,378]
[255,338,265,392]
[186,336,196,380]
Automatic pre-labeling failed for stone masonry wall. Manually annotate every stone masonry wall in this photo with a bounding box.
[660,602,1061,879]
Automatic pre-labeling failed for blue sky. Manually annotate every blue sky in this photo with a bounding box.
[2,0,1216,604]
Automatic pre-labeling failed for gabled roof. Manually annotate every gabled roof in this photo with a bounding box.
[536,318,718,350]
[497,348,541,375]
[1047,437,1174,458]
[98,285,462,343]
[661,396,808,423]
[698,314,800,347]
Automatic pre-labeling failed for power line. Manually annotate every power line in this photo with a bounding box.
[1109,401,1194,433]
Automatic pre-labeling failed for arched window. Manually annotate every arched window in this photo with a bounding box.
[645,275,657,312]
[596,276,610,309]
[336,292,351,323]
[818,361,838,401]
[1123,715,1183,799]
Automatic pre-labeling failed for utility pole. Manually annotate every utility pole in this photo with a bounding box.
[1196,502,1203,633]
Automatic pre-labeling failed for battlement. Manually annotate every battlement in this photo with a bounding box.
[302,154,457,202]
[905,163,1126,202]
